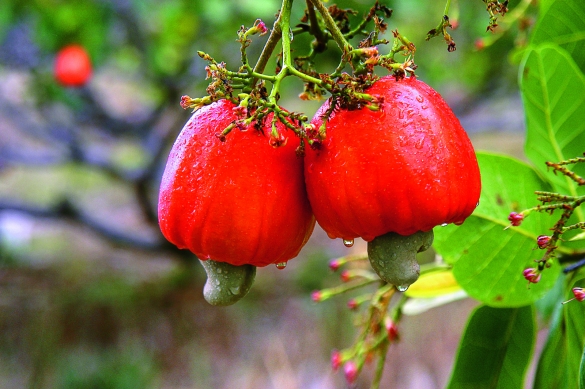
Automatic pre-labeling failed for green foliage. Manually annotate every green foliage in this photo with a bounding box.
[434,153,559,307]
[446,305,535,389]
[520,44,585,201]
[441,0,585,387]
[534,276,585,389]
[530,0,585,73]
[581,343,585,389]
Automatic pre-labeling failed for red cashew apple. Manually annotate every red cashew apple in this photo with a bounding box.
[158,100,315,266]
[54,45,92,87]
[304,76,481,288]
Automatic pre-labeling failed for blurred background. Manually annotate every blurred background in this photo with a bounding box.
[0,0,534,388]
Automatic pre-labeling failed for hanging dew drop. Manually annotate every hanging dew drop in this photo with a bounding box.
[275,262,287,270]
[343,239,354,247]
[397,285,409,292]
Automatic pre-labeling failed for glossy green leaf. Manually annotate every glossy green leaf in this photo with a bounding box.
[434,152,559,307]
[520,44,585,206]
[531,0,585,72]
[446,305,535,389]
[534,276,585,389]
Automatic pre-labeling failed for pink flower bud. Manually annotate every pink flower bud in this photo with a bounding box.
[523,268,541,284]
[572,287,585,302]
[385,318,399,342]
[508,212,524,226]
[180,95,193,109]
[331,350,342,371]
[347,298,358,310]
[255,19,268,35]
[343,360,358,384]
[536,235,551,249]
[329,259,341,271]
[311,290,322,302]
[340,270,351,283]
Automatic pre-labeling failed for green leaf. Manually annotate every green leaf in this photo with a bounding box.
[534,276,585,389]
[446,305,535,389]
[520,44,585,207]
[570,231,585,241]
[580,344,585,389]
[531,0,585,72]
[434,152,559,307]
[533,279,569,389]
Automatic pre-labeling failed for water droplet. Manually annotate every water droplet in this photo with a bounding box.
[230,286,241,295]
[414,138,425,149]
[343,239,354,247]
[416,95,424,103]
[476,202,480,207]
[378,260,386,268]
[397,285,409,292]
[441,223,448,227]
[275,262,287,270]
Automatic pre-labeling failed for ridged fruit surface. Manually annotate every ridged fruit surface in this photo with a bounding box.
[158,99,315,267]
[54,45,92,87]
[304,76,481,241]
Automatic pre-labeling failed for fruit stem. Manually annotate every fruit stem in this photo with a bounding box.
[268,0,326,103]
[306,0,353,55]
[251,11,283,87]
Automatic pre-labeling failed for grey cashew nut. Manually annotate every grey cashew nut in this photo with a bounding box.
[200,259,256,306]
[367,230,434,290]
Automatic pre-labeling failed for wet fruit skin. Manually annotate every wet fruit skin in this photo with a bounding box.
[54,45,92,87]
[158,99,315,267]
[304,76,481,241]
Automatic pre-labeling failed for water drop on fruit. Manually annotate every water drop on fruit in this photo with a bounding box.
[416,95,424,103]
[343,239,354,247]
[275,262,287,269]
[441,223,448,227]
[397,285,409,292]
[414,138,425,149]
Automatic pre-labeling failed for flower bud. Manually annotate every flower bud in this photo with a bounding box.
[255,19,268,35]
[536,235,551,249]
[508,212,524,226]
[572,287,585,302]
[340,270,351,283]
[523,268,541,284]
[329,259,341,271]
[347,298,358,310]
[311,290,322,302]
[343,360,358,384]
[331,350,343,371]
[385,318,399,342]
